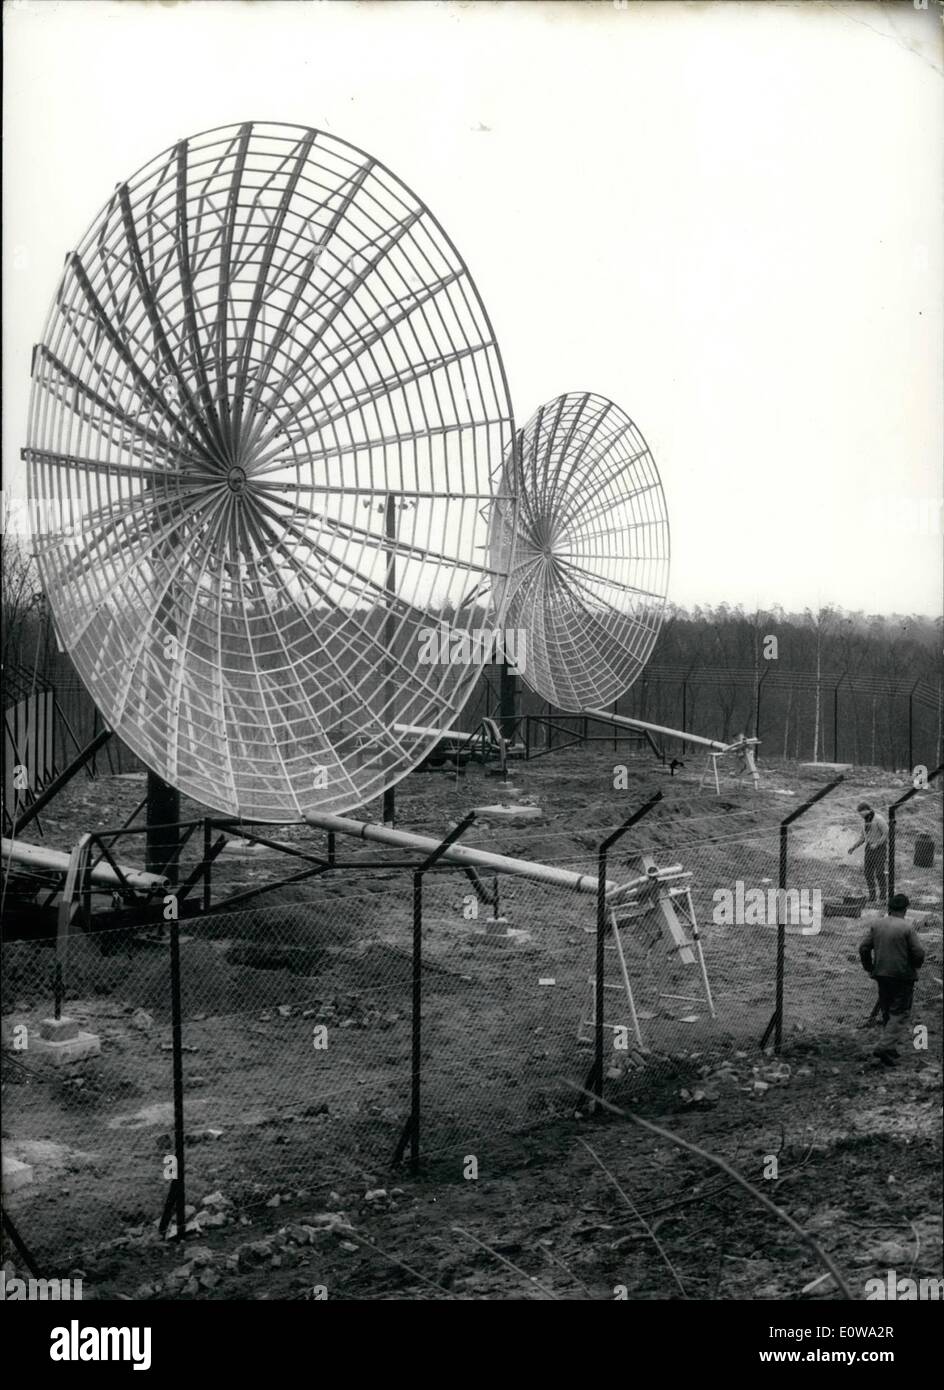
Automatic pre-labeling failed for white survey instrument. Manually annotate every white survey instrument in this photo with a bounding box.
[578,855,715,1051]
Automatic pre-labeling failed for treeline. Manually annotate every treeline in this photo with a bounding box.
[3,532,941,779]
[653,603,940,684]
[470,604,943,771]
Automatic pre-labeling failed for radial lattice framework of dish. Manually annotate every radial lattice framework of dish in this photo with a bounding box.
[26,122,516,820]
[496,392,670,711]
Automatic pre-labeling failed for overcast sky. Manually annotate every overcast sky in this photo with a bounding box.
[4,0,942,617]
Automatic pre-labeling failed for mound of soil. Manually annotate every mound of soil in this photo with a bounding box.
[224,941,325,973]
[321,942,466,993]
[194,898,363,947]
[131,940,333,1018]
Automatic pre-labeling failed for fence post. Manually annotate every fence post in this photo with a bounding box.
[0,1210,42,1279]
[907,679,922,773]
[408,868,422,1173]
[146,771,180,886]
[499,660,517,742]
[754,667,771,762]
[594,851,606,1105]
[774,822,788,1054]
[202,818,212,912]
[832,671,848,764]
[392,811,477,1173]
[158,913,188,1241]
[586,790,663,1111]
[760,775,845,1053]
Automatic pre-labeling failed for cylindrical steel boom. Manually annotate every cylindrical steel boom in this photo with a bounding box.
[584,708,729,752]
[304,812,618,895]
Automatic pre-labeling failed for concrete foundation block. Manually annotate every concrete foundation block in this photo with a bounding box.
[2,1156,33,1195]
[799,762,853,775]
[31,1031,101,1067]
[485,916,511,937]
[40,1016,80,1043]
[474,804,543,823]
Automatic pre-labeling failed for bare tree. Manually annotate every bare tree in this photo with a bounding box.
[1,509,44,702]
[804,605,836,761]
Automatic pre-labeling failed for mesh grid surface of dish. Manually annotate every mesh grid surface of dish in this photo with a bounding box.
[25,122,516,820]
[494,392,670,711]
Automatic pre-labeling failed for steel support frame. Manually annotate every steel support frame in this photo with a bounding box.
[520,713,658,762]
[10,727,113,836]
[146,771,181,886]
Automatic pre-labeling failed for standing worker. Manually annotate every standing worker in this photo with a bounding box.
[847,800,888,904]
[858,893,925,1064]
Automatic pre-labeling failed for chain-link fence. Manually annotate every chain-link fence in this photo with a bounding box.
[891,783,943,911]
[415,873,591,1167]
[3,780,941,1280]
[3,923,174,1263]
[3,886,440,1267]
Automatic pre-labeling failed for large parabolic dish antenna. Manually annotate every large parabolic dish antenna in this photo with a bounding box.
[495,393,670,711]
[25,122,517,821]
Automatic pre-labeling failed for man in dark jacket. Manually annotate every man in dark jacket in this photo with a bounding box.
[859,893,926,1063]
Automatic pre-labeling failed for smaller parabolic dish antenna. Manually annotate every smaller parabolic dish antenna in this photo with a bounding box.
[494,392,670,711]
[24,122,516,822]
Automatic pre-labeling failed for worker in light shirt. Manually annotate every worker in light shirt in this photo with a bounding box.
[847,801,889,905]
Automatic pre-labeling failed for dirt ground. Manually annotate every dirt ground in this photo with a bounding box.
[2,746,941,1300]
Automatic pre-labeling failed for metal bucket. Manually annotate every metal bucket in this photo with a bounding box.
[914,832,935,869]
